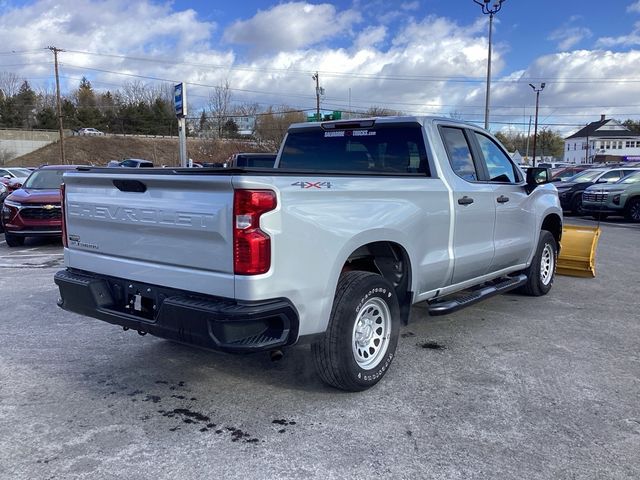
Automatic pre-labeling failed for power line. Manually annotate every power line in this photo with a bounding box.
[10,47,640,85]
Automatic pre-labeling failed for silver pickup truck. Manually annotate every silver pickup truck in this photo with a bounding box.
[54,117,562,391]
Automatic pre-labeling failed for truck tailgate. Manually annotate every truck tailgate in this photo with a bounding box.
[63,171,234,296]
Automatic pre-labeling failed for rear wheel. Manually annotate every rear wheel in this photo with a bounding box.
[625,198,640,222]
[5,233,25,247]
[312,271,400,391]
[518,230,557,296]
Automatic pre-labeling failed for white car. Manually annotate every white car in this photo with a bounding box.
[77,128,104,136]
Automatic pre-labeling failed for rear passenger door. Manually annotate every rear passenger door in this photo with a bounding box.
[440,126,496,284]
[470,131,534,272]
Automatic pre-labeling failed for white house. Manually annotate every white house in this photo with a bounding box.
[564,115,640,164]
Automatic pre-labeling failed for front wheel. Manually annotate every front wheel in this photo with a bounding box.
[625,198,640,222]
[518,230,557,296]
[312,271,400,392]
[5,233,25,247]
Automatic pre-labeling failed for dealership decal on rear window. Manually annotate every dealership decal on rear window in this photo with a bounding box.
[324,130,376,138]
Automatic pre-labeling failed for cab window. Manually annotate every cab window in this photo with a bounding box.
[473,132,518,183]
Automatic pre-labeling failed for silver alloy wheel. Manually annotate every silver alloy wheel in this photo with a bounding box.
[352,297,391,370]
[540,243,555,286]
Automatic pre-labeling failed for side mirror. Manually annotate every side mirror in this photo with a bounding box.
[526,167,552,193]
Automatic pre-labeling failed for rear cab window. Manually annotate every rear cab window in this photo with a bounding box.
[279,121,430,175]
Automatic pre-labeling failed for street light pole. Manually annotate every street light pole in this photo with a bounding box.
[473,0,506,130]
[529,83,545,167]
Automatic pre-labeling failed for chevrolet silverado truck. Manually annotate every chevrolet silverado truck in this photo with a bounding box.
[54,117,562,391]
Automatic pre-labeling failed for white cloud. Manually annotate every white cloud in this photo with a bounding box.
[354,26,387,49]
[548,16,592,51]
[401,1,420,11]
[627,1,640,13]
[2,0,640,134]
[548,26,592,51]
[597,21,640,47]
[223,2,362,53]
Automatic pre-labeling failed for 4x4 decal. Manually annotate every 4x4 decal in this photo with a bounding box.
[291,181,333,189]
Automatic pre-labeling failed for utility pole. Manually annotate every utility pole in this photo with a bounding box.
[312,72,323,121]
[529,83,545,167]
[47,46,66,165]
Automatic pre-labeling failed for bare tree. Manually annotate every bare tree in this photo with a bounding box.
[208,81,232,138]
[119,80,143,104]
[35,85,57,109]
[363,106,404,117]
[255,106,306,149]
[0,72,21,98]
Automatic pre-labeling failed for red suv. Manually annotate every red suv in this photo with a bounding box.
[1,165,78,247]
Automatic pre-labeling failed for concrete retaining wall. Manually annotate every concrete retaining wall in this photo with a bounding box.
[0,129,60,162]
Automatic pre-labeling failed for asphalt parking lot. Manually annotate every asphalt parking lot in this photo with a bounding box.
[1,219,639,480]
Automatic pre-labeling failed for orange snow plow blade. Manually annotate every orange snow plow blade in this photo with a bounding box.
[557,225,601,278]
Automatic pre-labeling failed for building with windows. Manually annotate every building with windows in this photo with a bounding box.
[564,115,640,164]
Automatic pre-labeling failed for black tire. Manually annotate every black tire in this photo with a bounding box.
[571,194,584,215]
[518,230,557,296]
[312,271,400,392]
[4,232,25,247]
[625,198,640,223]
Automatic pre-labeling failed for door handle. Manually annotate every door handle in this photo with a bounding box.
[497,195,510,203]
[458,196,474,205]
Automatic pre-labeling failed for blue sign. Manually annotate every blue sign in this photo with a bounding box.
[174,83,186,117]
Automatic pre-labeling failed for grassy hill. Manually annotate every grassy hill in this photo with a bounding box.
[8,135,272,167]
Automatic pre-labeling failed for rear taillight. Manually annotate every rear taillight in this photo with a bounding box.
[60,183,68,248]
[233,189,277,275]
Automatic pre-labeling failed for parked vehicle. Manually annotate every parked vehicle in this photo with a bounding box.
[582,171,640,221]
[538,162,571,169]
[76,128,104,136]
[0,167,32,179]
[54,116,562,391]
[550,165,590,182]
[1,165,79,247]
[225,153,277,168]
[107,158,154,168]
[555,167,640,215]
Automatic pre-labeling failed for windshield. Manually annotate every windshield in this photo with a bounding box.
[567,169,602,183]
[619,172,640,184]
[23,169,67,189]
[8,168,32,177]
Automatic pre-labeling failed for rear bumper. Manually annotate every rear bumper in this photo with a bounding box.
[54,269,299,353]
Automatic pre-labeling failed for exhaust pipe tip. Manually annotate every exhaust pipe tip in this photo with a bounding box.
[270,350,284,362]
[137,330,147,336]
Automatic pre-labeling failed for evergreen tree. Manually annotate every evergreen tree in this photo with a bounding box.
[15,80,36,128]
[35,107,57,130]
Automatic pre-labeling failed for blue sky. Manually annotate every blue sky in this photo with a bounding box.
[1,0,640,134]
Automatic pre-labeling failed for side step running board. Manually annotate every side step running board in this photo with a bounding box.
[427,274,528,316]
